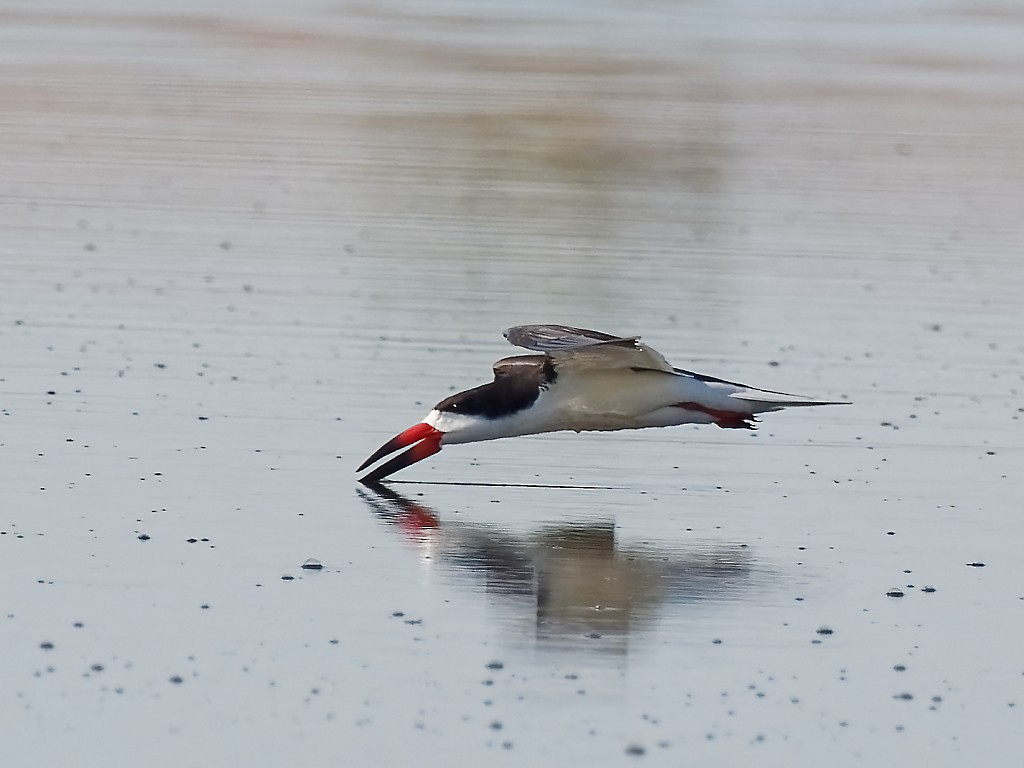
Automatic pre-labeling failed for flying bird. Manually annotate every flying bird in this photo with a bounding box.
[357,324,846,481]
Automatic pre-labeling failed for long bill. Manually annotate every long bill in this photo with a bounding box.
[357,422,443,482]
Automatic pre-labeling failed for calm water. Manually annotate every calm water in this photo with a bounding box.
[2,0,1023,765]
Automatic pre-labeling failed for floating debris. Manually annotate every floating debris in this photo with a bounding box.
[301,558,323,571]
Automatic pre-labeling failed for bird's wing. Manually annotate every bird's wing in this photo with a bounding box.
[504,325,623,351]
[503,325,674,374]
[491,354,549,379]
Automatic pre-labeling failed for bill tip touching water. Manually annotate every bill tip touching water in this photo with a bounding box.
[357,324,849,482]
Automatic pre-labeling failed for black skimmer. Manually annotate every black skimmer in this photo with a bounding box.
[358,324,847,482]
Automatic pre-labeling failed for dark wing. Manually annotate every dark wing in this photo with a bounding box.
[492,354,551,380]
[503,324,674,374]
[503,324,635,352]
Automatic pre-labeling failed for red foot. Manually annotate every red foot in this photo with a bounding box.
[677,402,757,430]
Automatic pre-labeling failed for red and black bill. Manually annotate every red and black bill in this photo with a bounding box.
[357,422,443,482]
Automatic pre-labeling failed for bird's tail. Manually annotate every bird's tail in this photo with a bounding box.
[729,391,849,413]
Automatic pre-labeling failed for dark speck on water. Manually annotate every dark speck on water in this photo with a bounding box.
[625,744,646,756]
[486,660,504,670]
[966,562,986,568]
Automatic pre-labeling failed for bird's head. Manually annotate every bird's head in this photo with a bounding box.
[356,370,552,482]
[357,378,548,482]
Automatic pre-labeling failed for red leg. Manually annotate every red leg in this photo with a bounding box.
[676,402,757,430]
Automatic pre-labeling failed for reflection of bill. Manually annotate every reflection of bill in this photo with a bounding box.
[358,482,755,651]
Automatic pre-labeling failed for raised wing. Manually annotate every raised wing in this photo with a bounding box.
[491,354,550,380]
[503,324,627,351]
[503,324,674,374]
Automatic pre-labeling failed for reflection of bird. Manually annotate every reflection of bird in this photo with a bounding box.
[357,482,754,648]
[359,324,847,481]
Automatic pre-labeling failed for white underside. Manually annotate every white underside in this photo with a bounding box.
[424,368,813,445]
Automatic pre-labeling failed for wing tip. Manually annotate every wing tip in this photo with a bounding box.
[504,324,637,352]
[729,394,852,407]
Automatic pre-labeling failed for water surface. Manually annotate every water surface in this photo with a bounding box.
[2,0,1022,764]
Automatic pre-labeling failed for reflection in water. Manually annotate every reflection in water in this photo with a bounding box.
[358,482,756,653]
